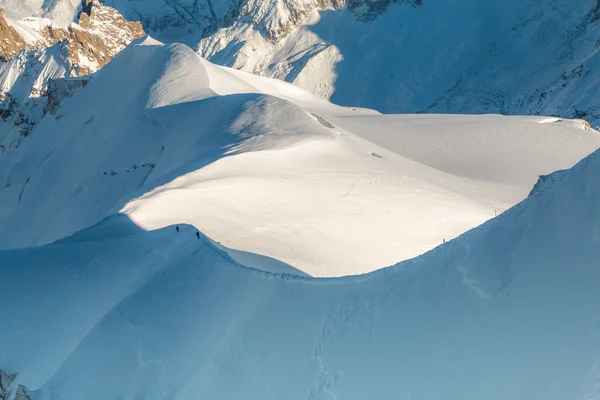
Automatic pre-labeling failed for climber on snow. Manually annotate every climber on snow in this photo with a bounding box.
[176,226,179,233]
[196,231,200,239]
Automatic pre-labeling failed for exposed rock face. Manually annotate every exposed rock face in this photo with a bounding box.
[0,0,145,76]
[103,0,220,43]
[0,370,29,400]
[46,75,91,116]
[0,42,72,156]
[0,9,27,60]
[0,1,144,159]
[196,0,423,100]
[68,1,145,75]
[233,0,348,42]
[194,0,600,127]
[107,0,417,45]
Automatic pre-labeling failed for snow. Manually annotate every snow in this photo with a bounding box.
[3,16,50,46]
[0,0,44,20]
[101,0,229,45]
[0,38,599,277]
[0,42,71,159]
[197,0,600,125]
[8,0,600,126]
[40,0,81,27]
[0,0,80,27]
[1,144,600,399]
[0,18,599,400]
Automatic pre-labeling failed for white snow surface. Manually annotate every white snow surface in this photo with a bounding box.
[0,37,599,277]
[1,131,600,400]
[0,0,81,26]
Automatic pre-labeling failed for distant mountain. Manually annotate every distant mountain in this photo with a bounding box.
[4,1,600,124]
[77,0,600,125]
[0,0,143,158]
[196,0,600,124]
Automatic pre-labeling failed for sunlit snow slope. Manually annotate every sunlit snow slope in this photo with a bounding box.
[0,37,599,276]
[1,138,600,400]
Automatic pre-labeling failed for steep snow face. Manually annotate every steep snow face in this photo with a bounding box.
[197,0,600,124]
[1,145,600,400]
[0,38,599,277]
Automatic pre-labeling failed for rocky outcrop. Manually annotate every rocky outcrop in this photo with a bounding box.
[0,42,72,156]
[68,1,145,75]
[0,1,145,159]
[110,0,419,45]
[0,10,27,60]
[0,370,29,400]
[0,1,145,76]
[46,76,91,116]
[205,0,416,43]
[234,0,347,42]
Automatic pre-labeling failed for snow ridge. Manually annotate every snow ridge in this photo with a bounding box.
[1,145,600,399]
[0,38,598,278]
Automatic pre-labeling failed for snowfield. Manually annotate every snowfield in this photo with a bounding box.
[0,37,599,277]
[0,20,599,400]
[1,128,600,400]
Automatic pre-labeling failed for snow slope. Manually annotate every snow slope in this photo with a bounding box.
[0,37,599,276]
[1,141,600,400]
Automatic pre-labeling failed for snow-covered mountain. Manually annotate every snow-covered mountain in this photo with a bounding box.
[0,1,144,72]
[0,0,143,158]
[1,2,600,399]
[0,43,71,152]
[0,37,597,276]
[0,0,83,27]
[4,0,600,125]
[1,88,600,399]
[54,0,599,125]
[197,0,600,125]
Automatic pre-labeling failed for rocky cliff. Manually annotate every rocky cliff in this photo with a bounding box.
[0,0,144,75]
[0,0,144,158]
[0,370,29,400]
